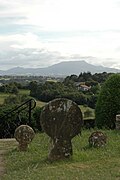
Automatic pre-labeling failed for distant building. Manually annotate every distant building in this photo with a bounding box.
[75,82,91,91]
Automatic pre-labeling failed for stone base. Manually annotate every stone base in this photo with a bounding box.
[48,139,72,161]
[18,143,28,151]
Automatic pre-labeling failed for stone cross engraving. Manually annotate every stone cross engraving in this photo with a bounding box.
[14,125,35,151]
[116,114,120,130]
[40,98,83,161]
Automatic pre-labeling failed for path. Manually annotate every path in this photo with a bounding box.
[0,139,18,178]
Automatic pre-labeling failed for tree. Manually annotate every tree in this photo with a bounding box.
[95,74,120,129]
[29,81,38,96]
[11,85,19,94]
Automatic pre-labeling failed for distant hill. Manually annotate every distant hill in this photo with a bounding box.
[0,61,120,76]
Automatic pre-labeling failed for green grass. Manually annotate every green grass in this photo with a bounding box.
[35,100,46,107]
[19,89,46,107]
[3,130,120,180]
[0,93,10,104]
[80,105,95,119]
[0,90,45,108]
[19,89,30,95]
[0,90,30,105]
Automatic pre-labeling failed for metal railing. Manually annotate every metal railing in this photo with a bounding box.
[1,98,36,125]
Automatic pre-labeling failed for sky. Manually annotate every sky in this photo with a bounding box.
[0,0,120,70]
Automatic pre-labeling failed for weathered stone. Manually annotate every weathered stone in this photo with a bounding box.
[14,125,35,151]
[116,114,120,130]
[89,131,107,148]
[40,98,83,160]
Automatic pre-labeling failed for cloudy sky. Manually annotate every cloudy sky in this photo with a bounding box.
[0,0,120,70]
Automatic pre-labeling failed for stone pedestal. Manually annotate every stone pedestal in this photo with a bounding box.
[116,115,120,130]
[49,139,72,161]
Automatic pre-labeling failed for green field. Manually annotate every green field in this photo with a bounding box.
[0,90,30,105]
[0,93,10,104]
[0,90,46,108]
[19,89,30,95]
[0,90,95,117]
[2,130,120,180]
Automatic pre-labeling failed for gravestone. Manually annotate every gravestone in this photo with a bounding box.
[116,115,120,130]
[89,131,107,148]
[14,125,35,151]
[40,98,83,161]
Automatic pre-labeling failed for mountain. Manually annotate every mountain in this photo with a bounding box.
[0,61,120,76]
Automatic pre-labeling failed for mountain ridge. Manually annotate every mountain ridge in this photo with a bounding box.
[0,61,119,76]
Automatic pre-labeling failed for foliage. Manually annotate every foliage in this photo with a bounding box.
[3,94,30,105]
[64,72,113,84]
[95,74,120,129]
[0,94,43,138]
[0,82,19,94]
[29,72,113,107]
[32,106,43,131]
[29,81,96,106]
[87,94,98,108]
[29,81,38,97]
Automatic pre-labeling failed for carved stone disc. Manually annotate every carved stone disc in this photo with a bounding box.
[40,98,83,140]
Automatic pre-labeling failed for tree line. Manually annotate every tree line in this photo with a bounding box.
[29,72,113,108]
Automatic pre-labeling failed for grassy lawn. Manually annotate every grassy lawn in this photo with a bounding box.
[35,100,46,107]
[0,90,95,115]
[80,105,95,120]
[0,90,30,105]
[2,130,120,180]
[0,90,46,108]
[0,93,10,105]
[19,89,30,95]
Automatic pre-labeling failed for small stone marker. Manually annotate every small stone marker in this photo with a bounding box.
[40,98,83,161]
[116,115,120,130]
[14,125,35,151]
[89,131,107,148]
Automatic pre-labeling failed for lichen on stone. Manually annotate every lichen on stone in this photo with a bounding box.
[89,131,107,148]
[14,125,35,151]
[40,98,83,161]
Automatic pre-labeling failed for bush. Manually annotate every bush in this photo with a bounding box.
[95,74,120,129]
[32,106,43,131]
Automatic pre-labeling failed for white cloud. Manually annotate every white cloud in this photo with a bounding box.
[0,0,120,70]
[0,0,120,31]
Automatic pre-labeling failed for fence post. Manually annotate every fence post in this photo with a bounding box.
[116,114,120,130]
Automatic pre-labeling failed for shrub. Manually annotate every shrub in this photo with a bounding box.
[95,74,120,129]
[32,106,43,131]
